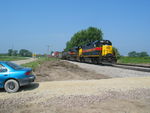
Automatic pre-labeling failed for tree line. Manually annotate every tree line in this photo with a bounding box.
[8,49,32,57]
[128,51,149,57]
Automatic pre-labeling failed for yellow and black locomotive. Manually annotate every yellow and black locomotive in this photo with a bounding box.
[62,40,117,64]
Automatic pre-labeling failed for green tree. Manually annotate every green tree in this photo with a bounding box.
[8,49,13,56]
[128,51,137,57]
[12,50,18,56]
[65,27,103,51]
[19,49,32,57]
[113,47,120,58]
[138,52,149,57]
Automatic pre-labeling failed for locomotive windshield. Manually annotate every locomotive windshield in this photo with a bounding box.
[100,40,112,45]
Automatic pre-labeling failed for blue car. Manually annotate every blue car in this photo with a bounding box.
[0,61,35,93]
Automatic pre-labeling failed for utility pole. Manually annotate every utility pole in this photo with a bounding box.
[11,42,14,56]
[47,45,52,57]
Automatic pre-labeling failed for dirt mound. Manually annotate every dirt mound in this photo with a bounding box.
[34,60,109,82]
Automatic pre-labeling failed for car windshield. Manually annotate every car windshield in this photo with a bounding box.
[6,62,24,70]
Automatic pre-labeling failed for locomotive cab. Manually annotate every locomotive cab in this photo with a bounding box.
[101,40,116,63]
[101,40,112,56]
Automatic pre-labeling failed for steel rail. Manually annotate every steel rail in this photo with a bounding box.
[112,63,150,72]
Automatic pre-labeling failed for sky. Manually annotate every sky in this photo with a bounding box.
[0,0,150,55]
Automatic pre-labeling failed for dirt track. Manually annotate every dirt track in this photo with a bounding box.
[12,58,37,65]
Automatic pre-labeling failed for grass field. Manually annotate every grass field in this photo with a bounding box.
[118,57,150,64]
[22,57,59,70]
[0,56,28,61]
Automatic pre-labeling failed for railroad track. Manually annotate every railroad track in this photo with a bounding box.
[112,63,150,72]
[65,60,150,73]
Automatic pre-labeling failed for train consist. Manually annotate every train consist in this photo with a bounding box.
[62,40,117,64]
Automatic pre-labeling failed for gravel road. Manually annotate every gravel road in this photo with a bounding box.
[0,77,150,113]
[12,58,37,65]
[68,61,150,78]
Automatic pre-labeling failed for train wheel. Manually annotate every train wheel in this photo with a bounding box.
[80,57,84,62]
[82,58,85,63]
[91,58,95,64]
[96,59,99,64]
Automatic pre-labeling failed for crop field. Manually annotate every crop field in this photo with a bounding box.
[118,57,150,64]
[0,56,28,61]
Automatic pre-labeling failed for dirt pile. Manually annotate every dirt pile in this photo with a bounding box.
[34,60,109,82]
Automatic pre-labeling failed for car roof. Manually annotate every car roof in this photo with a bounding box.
[0,61,10,64]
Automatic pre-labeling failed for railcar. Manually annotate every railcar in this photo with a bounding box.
[62,47,78,60]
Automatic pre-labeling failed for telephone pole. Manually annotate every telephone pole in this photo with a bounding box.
[47,45,52,56]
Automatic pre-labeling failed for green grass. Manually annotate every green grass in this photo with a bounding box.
[0,56,28,61]
[22,57,59,70]
[118,57,150,64]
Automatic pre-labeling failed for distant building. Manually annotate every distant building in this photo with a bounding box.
[52,51,60,57]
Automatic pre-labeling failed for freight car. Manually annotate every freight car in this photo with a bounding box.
[62,40,117,64]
